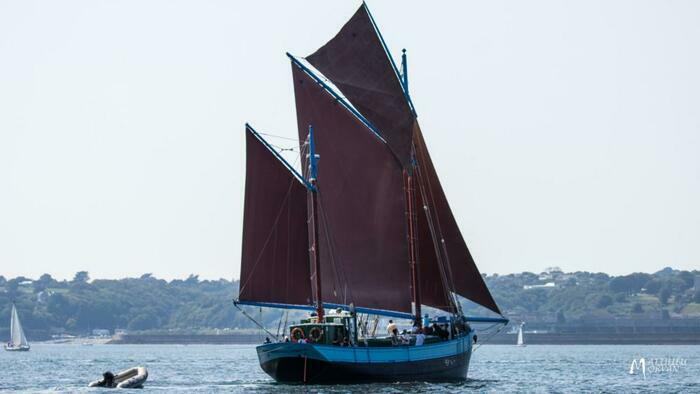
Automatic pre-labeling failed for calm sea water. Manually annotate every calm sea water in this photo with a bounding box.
[0,344,697,393]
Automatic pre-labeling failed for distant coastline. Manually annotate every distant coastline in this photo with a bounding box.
[2,267,699,345]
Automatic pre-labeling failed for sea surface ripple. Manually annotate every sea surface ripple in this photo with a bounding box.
[0,344,697,393]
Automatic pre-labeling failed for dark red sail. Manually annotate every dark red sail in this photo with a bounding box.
[415,169,457,313]
[291,64,412,315]
[238,126,312,306]
[413,124,501,314]
[306,3,415,167]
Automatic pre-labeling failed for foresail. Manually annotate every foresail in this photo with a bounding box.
[306,3,415,167]
[413,124,501,314]
[415,170,458,313]
[238,126,312,306]
[291,64,412,315]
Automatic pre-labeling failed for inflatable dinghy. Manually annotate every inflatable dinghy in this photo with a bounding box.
[88,366,148,388]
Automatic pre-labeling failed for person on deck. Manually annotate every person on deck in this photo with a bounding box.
[422,314,430,328]
[433,323,449,340]
[387,320,397,336]
[387,320,399,345]
[415,329,425,346]
[400,330,411,345]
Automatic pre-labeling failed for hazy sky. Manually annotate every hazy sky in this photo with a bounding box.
[1,1,698,280]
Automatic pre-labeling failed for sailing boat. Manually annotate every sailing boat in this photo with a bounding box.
[5,303,30,351]
[516,322,525,347]
[235,3,507,383]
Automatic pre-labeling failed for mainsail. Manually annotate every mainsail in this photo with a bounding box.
[302,3,501,315]
[10,304,28,347]
[238,126,312,307]
[291,65,412,315]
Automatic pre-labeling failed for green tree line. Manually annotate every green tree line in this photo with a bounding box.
[1,267,698,339]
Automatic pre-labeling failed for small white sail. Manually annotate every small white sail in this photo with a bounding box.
[516,323,525,347]
[7,304,30,350]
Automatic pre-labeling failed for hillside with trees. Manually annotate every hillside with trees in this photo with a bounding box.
[467,267,700,323]
[1,268,698,340]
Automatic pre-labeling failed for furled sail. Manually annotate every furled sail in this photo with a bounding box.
[238,126,312,306]
[291,64,412,315]
[306,3,415,167]
[10,304,28,347]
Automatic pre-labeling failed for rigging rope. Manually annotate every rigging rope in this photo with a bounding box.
[275,310,286,338]
[316,196,355,306]
[256,131,299,142]
[415,163,459,315]
[233,302,279,340]
[471,322,507,353]
[415,146,462,310]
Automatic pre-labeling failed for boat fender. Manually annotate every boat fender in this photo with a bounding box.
[291,327,305,341]
[309,327,323,343]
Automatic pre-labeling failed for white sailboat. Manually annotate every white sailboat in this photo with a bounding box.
[516,322,525,347]
[4,303,30,351]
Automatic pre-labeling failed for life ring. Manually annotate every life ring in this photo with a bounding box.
[309,327,323,343]
[291,327,305,341]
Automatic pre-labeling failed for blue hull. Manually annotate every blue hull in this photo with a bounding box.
[256,334,473,383]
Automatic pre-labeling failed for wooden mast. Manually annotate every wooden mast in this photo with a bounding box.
[405,169,421,326]
[307,125,324,322]
[402,49,422,327]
